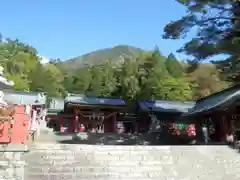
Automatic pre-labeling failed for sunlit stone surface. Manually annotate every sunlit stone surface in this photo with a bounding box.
[0,145,26,180]
[24,144,240,180]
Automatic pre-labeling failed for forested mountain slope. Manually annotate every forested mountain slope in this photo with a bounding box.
[0,34,230,100]
[61,45,144,69]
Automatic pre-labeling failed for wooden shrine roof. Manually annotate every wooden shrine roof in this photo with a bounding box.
[64,94,126,108]
[182,84,240,117]
[138,100,195,113]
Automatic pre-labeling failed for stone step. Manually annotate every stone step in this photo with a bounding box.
[24,144,240,180]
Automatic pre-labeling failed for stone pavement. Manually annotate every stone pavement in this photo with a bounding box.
[23,144,240,180]
[0,144,27,180]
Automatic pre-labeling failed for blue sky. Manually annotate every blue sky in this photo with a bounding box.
[1,0,191,60]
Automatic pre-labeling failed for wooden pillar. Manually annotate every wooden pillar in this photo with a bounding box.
[60,116,64,132]
[220,114,230,141]
[139,113,150,133]
[133,119,136,133]
[230,119,234,133]
[213,112,225,141]
[135,121,139,133]
[74,108,79,133]
[227,113,234,134]
[103,117,108,133]
[112,113,117,133]
[222,117,226,141]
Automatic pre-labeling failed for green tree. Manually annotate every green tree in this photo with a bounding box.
[87,61,117,96]
[99,61,117,96]
[70,68,92,94]
[138,50,169,99]
[165,53,184,77]
[118,58,141,100]
[163,0,240,83]
[0,37,40,91]
[152,76,193,101]
[134,49,192,101]
[87,66,103,96]
[29,64,65,97]
[145,53,192,101]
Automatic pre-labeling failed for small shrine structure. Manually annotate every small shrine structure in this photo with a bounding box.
[181,84,240,143]
[137,100,196,138]
[48,94,127,133]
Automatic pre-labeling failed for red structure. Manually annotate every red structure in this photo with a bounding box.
[47,95,126,133]
[181,84,240,143]
[0,105,31,144]
[136,100,195,134]
[0,121,11,143]
[47,97,196,135]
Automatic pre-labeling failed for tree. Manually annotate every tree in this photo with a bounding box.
[0,37,40,91]
[70,68,92,94]
[2,33,226,101]
[165,53,184,77]
[163,0,240,84]
[29,63,65,97]
[7,75,29,91]
[138,51,169,99]
[98,61,118,96]
[44,64,65,97]
[152,76,193,101]
[118,57,141,100]
[187,64,229,98]
[147,56,192,101]
[136,50,192,101]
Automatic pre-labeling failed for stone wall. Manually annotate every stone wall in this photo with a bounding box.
[24,144,240,180]
[0,144,27,180]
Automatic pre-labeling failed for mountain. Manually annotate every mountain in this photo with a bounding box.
[61,45,144,69]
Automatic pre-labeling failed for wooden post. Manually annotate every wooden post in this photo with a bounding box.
[221,114,229,141]
[135,121,138,133]
[74,108,79,133]
[113,113,117,133]
[227,112,234,134]
[60,116,64,132]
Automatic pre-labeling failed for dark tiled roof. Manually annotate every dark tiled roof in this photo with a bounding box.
[65,94,125,106]
[183,84,240,116]
[138,100,195,113]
